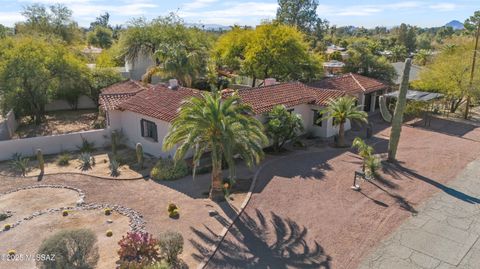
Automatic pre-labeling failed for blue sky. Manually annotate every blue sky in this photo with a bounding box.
[0,0,477,28]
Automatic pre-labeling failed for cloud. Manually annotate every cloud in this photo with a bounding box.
[429,3,457,11]
[182,0,218,11]
[0,12,24,26]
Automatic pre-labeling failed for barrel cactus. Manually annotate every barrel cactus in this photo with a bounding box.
[136,143,144,169]
[36,149,44,173]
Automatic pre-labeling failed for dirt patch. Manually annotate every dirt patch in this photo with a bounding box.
[0,188,79,225]
[0,148,156,180]
[204,117,480,269]
[0,210,130,269]
[14,110,99,138]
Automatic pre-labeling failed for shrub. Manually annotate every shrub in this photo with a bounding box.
[109,159,120,177]
[106,230,113,237]
[167,204,179,219]
[144,261,170,269]
[117,232,159,268]
[104,208,112,216]
[365,155,382,179]
[9,153,30,176]
[79,153,93,171]
[37,229,99,269]
[57,153,71,166]
[0,213,11,221]
[265,105,304,152]
[62,210,69,217]
[151,158,189,181]
[77,137,95,153]
[4,224,11,231]
[158,231,183,265]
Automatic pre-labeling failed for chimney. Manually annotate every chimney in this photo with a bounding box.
[264,78,277,86]
[168,79,179,90]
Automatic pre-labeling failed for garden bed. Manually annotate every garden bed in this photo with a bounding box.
[0,148,156,180]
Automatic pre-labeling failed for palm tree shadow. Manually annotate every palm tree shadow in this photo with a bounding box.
[382,161,480,204]
[190,209,331,269]
[368,180,418,215]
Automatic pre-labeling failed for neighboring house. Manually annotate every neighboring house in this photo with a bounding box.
[309,73,389,113]
[99,74,387,158]
[323,60,345,77]
[391,62,423,85]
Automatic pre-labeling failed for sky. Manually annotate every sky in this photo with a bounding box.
[0,0,477,28]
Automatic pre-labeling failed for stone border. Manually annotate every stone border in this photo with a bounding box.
[0,171,147,181]
[0,185,145,234]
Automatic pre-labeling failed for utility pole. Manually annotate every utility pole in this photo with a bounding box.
[464,20,480,119]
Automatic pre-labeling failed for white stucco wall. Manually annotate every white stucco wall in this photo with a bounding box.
[0,129,109,161]
[125,52,155,81]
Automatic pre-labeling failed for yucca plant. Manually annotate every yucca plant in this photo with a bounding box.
[77,137,95,153]
[9,153,30,176]
[78,153,93,171]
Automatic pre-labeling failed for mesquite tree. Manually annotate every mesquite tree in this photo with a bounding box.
[388,58,412,162]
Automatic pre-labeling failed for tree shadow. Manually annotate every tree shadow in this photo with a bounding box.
[382,161,480,204]
[410,117,478,140]
[368,179,418,215]
[359,191,389,208]
[191,209,331,269]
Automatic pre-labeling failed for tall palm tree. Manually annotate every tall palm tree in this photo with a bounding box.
[320,96,368,147]
[163,92,268,201]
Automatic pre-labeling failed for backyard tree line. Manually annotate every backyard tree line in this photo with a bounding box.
[0,1,479,122]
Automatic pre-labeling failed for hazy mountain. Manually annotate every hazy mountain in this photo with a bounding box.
[445,20,464,30]
[186,23,231,31]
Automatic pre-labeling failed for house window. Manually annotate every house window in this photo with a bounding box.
[140,119,158,142]
[312,110,323,126]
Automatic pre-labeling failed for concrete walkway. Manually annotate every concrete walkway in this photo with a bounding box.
[358,158,480,269]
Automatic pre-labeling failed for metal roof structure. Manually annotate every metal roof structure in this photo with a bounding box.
[384,90,443,102]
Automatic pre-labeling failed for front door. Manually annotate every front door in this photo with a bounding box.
[364,93,372,112]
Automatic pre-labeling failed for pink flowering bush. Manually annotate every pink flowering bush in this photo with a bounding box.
[117,232,159,268]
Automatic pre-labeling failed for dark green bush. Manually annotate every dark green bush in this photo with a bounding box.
[151,158,189,181]
[37,229,99,269]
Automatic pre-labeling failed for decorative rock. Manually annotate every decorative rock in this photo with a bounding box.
[208,210,218,217]
[107,219,113,224]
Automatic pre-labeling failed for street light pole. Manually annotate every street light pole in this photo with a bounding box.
[464,20,480,120]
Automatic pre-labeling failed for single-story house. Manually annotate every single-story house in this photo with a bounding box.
[99,74,387,158]
[309,73,389,113]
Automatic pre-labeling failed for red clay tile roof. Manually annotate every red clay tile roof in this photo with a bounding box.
[117,84,203,122]
[236,82,345,114]
[309,73,387,94]
[99,80,150,111]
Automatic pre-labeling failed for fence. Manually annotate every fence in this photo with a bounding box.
[0,129,110,161]
[0,110,17,141]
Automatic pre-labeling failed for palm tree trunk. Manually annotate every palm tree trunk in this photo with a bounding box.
[388,58,411,162]
[210,158,224,202]
[338,123,345,147]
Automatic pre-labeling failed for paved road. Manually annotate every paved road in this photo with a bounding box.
[358,158,480,269]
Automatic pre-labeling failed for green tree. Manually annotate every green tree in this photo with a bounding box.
[265,105,304,152]
[414,49,431,66]
[391,45,408,62]
[88,68,124,104]
[345,40,397,83]
[214,22,321,86]
[388,58,411,162]
[17,4,81,44]
[87,26,113,49]
[320,96,368,147]
[163,92,268,201]
[0,37,89,123]
[90,12,110,30]
[0,24,9,39]
[396,23,416,52]
[464,10,480,34]
[413,37,480,113]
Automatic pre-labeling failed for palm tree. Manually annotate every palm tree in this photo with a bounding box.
[320,96,368,147]
[352,137,373,172]
[163,92,268,201]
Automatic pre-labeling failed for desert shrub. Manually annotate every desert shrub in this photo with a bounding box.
[106,230,113,237]
[144,261,170,269]
[37,229,99,269]
[117,232,159,268]
[151,158,189,181]
[62,210,69,217]
[109,159,120,177]
[57,153,71,166]
[4,223,11,231]
[0,212,11,221]
[167,203,179,219]
[9,153,30,176]
[78,153,93,171]
[77,137,95,153]
[158,231,183,265]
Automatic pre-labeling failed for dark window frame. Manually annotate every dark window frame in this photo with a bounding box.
[140,119,158,142]
[312,109,323,127]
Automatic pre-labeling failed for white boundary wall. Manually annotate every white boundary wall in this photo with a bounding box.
[0,129,109,161]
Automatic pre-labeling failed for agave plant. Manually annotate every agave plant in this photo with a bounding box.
[109,159,120,177]
[9,153,30,176]
[78,153,93,171]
